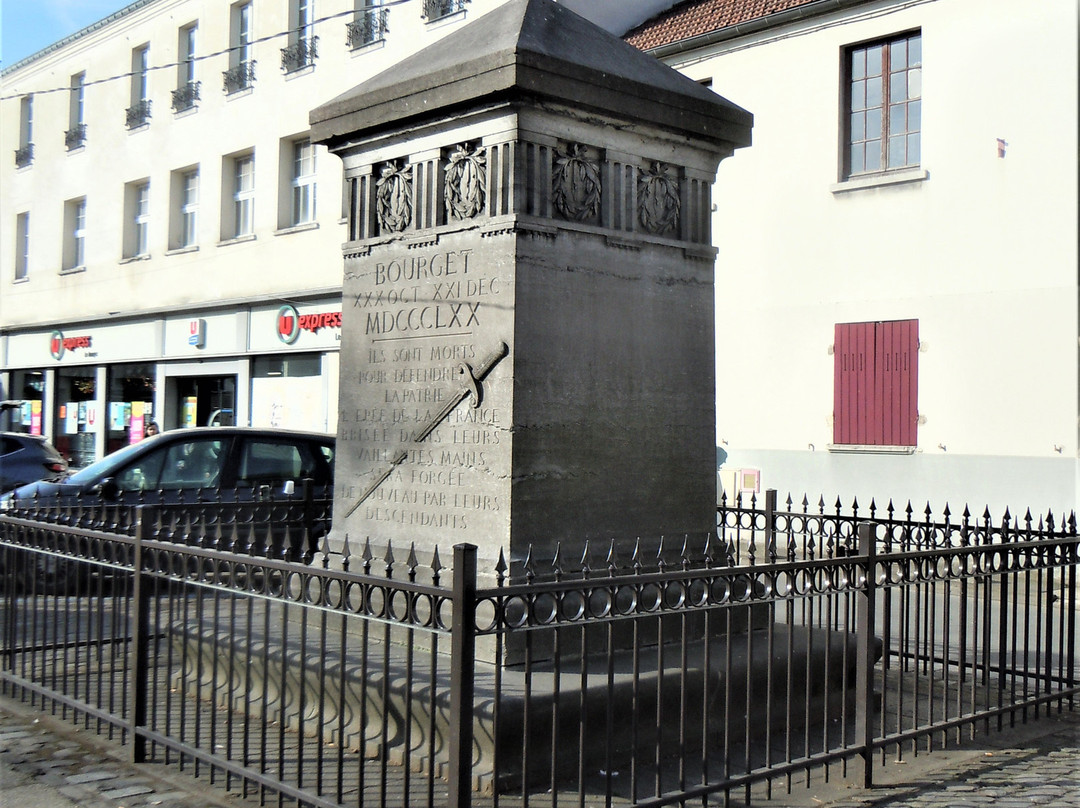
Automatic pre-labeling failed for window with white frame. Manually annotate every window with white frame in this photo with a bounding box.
[16,95,33,167]
[225,3,255,93]
[67,73,86,149]
[291,140,316,225]
[180,169,199,247]
[227,153,255,238]
[14,213,30,281]
[348,0,388,49]
[124,180,151,258]
[283,0,318,72]
[843,31,921,178]
[173,24,200,112]
[127,45,152,128]
[64,198,87,270]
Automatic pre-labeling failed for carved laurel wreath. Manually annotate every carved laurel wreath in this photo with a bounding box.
[638,162,680,235]
[552,143,602,222]
[376,160,413,233]
[444,143,487,220]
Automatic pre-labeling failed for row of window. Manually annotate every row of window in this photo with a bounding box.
[12,140,318,280]
[13,0,470,167]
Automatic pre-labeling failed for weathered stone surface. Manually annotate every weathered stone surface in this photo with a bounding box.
[311,0,752,574]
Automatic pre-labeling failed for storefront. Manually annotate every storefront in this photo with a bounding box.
[0,297,341,468]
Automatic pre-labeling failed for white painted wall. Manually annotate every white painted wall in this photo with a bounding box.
[662,0,1078,513]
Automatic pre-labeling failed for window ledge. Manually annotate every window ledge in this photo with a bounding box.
[274,222,319,237]
[425,9,466,28]
[60,266,86,276]
[165,245,199,256]
[173,106,198,120]
[218,234,257,247]
[351,39,386,55]
[119,254,151,265]
[831,168,928,194]
[284,65,315,80]
[827,444,917,455]
[226,87,254,101]
[12,277,29,285]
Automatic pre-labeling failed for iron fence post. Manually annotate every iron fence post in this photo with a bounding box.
[449,543,477,808]
[765,488,777,561]
[855,520,877,788]
[128,508,151,763]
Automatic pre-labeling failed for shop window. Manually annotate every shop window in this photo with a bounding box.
[843,31,921,178]
[8,371,45,435]
[252,354,322,430]
[14,212,30,280]
[63,197,87,271]
[107,363,157,453]
[55,367,97,468]
[833,319,919,447]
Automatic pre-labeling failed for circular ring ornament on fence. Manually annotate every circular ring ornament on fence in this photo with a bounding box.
[284,571,304,602]
[502,595,530,628]
[614,585,638,615]
[304,575,324,605]
[709,578,731,604]
[772,572,793,597]
[664,581,687,610]
[531,592,559,624]
[560,590,587,622]
[688,578,709,607]
[473,597,497,632]
[323,578,344,610]
[791,568,814,596]
[344,581,365,614]
[386,588,410,623]
[412,593,436,628]
[731,574,754,601]
[366,586,387,618]
[588,588,613,619]
[639,583,663,612]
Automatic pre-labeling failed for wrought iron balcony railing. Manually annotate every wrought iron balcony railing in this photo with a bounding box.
[223,60,257,94]
[14,143,33,168]
[65,123,87,150]
[346,8,389,49]
[171,80,201,112]
[422,0,468,20]
[125,99,152,129]
[281,36,318,73]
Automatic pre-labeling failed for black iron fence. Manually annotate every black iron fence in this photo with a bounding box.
[1,491,1076,807]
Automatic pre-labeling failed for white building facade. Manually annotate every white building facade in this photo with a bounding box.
[628,0,1079,515]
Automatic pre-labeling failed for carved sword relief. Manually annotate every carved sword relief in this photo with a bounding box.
[344,341,509,518]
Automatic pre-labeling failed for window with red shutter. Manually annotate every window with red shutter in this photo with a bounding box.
[833,320,918,446]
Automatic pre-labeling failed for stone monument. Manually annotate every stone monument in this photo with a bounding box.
[310,0,752,575]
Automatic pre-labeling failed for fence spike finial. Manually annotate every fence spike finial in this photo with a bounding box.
[524,544,536,582]
[493,547,505,583]
[580,540,591,578]
[431,545,444,580]
[632,538,643,572]
[606,538,618,573]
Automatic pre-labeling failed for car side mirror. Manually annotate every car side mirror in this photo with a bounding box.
[96,478,120,501]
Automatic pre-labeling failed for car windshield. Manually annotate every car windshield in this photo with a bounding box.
[65,440,159,485]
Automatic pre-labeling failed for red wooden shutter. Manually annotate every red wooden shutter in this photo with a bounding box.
[834,320,918,446]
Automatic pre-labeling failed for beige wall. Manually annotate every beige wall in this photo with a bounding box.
[660,0,1078,509]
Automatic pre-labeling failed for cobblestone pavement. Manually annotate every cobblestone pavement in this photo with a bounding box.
[2,691,1078,808]
[0,694,258,808]
[757,706,1080,808]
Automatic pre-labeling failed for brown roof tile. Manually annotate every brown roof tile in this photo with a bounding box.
[625,0,821,51]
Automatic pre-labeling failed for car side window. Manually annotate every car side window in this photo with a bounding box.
[157,438,226,490]
[237,440,313,487]
[0,437,17,456]
[116,447,168,492]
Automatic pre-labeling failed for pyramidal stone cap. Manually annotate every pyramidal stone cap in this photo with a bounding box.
[309,0,753,151]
